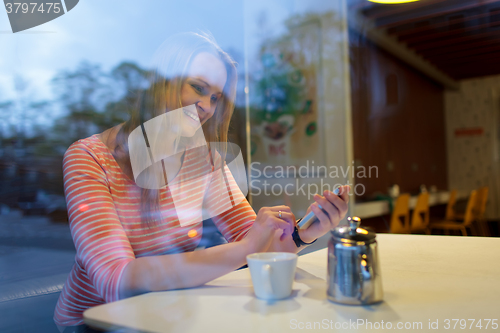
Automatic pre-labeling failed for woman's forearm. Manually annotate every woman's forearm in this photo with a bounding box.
[118,206,304,299]
[118,239,254,299]
[266,229,313,254]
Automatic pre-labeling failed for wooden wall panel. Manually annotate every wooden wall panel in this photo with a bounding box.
[350,31,448,199]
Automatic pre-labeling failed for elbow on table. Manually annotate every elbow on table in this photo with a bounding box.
[117,258,152,299]
[117,256,198,299]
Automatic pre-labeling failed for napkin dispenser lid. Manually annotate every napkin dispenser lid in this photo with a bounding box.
[330,216,376,244]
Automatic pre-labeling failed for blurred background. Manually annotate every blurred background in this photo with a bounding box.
[1,0,499,331]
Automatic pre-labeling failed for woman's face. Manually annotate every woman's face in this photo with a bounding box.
[179,51,227,137]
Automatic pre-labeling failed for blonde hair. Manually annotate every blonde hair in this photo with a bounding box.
[116,32,237,225]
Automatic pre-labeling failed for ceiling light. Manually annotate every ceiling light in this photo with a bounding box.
[368,0,420,4]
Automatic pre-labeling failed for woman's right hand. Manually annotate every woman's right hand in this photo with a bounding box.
[243,205,295,253]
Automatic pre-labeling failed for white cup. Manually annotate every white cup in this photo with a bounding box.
[246,252,298,300]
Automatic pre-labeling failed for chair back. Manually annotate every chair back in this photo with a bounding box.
[390,194,410,233]
[463,190,478,227]
[411,192,429,231]
[445,189,458,220]
[475,187,489,220]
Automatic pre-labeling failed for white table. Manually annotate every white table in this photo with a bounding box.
[84,234,500,333]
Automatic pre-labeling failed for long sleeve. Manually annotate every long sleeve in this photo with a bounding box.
[205,164,255,243]
[63,142,135,303]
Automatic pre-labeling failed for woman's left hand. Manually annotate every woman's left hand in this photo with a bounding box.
[298,185,351,243]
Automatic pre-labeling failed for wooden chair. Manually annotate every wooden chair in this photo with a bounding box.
[451,187,489,236]
[410,192,430,234]
[389,194,410,234]
[427,190,478,236]
[445,189,458,220]
[474,187,490,236]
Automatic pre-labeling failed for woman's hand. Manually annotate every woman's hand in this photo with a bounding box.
[243,205,295,253]
[299,185,351,243]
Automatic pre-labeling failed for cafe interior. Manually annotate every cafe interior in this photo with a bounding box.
[1,0,500,332]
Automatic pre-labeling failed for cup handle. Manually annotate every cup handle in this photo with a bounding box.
[262,264,273,297]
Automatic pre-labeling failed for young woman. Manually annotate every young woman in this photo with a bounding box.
[54,32,349,332]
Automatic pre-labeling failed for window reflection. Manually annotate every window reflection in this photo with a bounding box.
[0,0,499,331]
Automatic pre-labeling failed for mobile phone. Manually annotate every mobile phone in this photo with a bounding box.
[297,186,342,230]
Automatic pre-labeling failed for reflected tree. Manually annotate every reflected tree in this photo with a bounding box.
[51,61,110,148]
[49,60,151,154]
[0,60,152,209]
[105,62,151,127]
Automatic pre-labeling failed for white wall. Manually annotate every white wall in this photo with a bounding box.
[445,75,500,219]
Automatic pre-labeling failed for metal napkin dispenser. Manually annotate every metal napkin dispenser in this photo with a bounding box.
[327,217,383,305]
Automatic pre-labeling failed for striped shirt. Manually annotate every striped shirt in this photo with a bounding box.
[54,135,255,327]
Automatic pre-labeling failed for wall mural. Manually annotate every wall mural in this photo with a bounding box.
[250,18,325,170]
